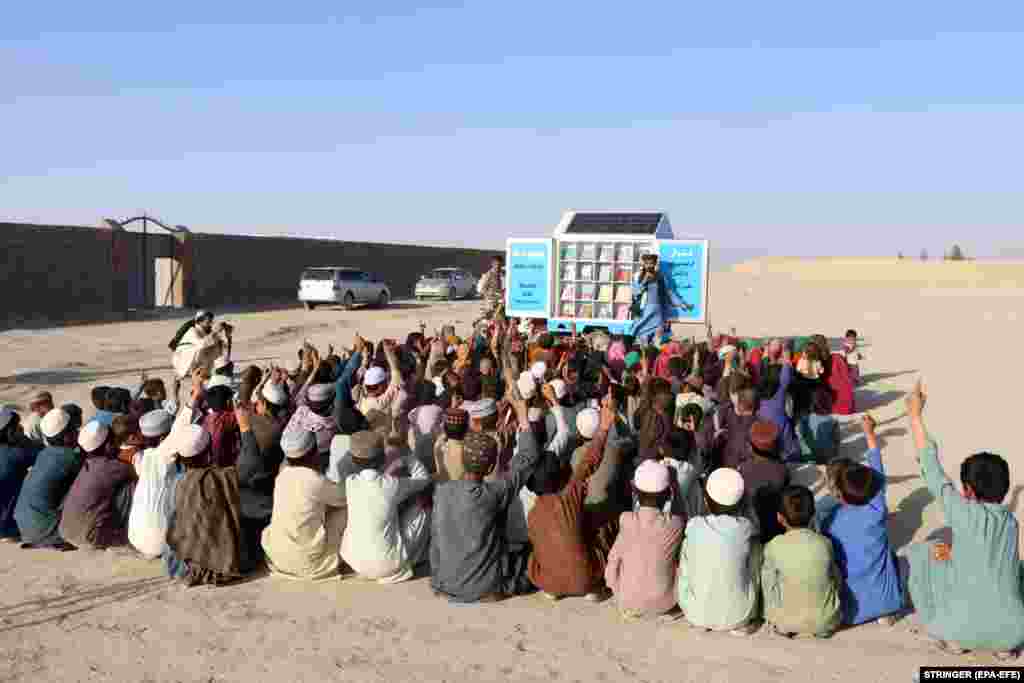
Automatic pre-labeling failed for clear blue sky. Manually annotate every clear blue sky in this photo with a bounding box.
[3,2,1023,256]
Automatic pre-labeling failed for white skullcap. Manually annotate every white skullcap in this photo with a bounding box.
[706,467,745,507]
[140,409,173,437]
[530,361,547,381]
[634,460,671,493]
[40,408,71,438]
[307,383,335,403]
[0,408,14,432]
[364,366,387,387]
[177,425,211,459]
[517,372,537,400]
[528,407,544,423]
[575,408,600,440]
[548,379,567,400]
[78,421,109,453]
[206,375,232,389]
[281,429,316,459]
[467,398,497,419]
[717,344,737,358]
[195,310,212,321]
[261,382,288,406]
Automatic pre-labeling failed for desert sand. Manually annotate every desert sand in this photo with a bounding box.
[1,262,1022,682]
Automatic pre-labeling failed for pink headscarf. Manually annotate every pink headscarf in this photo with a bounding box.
[654,341,684,379]
[606,340,627,377]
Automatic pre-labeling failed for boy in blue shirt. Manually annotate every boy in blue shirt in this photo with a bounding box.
[819,414,904,626]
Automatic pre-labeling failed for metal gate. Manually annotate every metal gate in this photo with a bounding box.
[105,215,189,309]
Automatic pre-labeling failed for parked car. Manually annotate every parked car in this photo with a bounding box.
[298,267,391,310]
[415,267,478,300]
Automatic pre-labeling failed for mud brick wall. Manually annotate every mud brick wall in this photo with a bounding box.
[1,222,500,324]
[188,233,498,306]
[1,222,115,324]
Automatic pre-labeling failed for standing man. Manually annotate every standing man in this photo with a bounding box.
[632,253,691,346]
[475,255,505,328]
[171,311,232,403]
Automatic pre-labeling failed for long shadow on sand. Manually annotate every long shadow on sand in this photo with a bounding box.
[856,389,906,413]
[888,486,935,552]
[859,370,918,384]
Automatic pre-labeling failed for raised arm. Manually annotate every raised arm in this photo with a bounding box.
[906,380,963,519]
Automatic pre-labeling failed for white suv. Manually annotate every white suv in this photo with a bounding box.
[299,267,391,310]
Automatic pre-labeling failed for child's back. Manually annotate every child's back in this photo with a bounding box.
[762,486,842,637]
[907,442,1024,651]
[820,446,903,625]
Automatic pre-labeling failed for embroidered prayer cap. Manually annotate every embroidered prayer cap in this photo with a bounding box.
[462,432,499,474]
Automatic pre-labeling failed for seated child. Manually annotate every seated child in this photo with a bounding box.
[903,381,1024,656]
[762,485,842,638]
[819,415,903,625]
[677,468,762,635]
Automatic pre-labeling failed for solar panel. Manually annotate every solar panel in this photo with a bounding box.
[564,212,663,235]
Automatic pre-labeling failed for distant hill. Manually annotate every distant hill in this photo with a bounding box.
[730,257,1024,288]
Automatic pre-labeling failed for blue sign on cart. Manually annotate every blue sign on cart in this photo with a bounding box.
[506,238,553,319]
[658,240,709,324]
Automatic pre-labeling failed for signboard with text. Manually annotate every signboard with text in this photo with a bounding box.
[657,239,710,324]
[505,238,554,319]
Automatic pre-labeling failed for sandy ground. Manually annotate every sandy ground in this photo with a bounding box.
[1,272,1023,682]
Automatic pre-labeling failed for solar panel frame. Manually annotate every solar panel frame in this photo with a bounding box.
[562,212,664,236]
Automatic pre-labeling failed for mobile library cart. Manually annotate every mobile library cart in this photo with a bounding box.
[506,211,710,336]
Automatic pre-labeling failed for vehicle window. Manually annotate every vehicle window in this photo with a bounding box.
[358,272,370,281]
[302,269,334,281]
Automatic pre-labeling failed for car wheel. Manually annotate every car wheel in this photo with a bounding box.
[304,302,316,311]
[342,292,355,310]
[447,286,457,301]
[377,290,390,308]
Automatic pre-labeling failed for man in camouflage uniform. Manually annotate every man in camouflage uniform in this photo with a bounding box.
[475,255,505,328]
